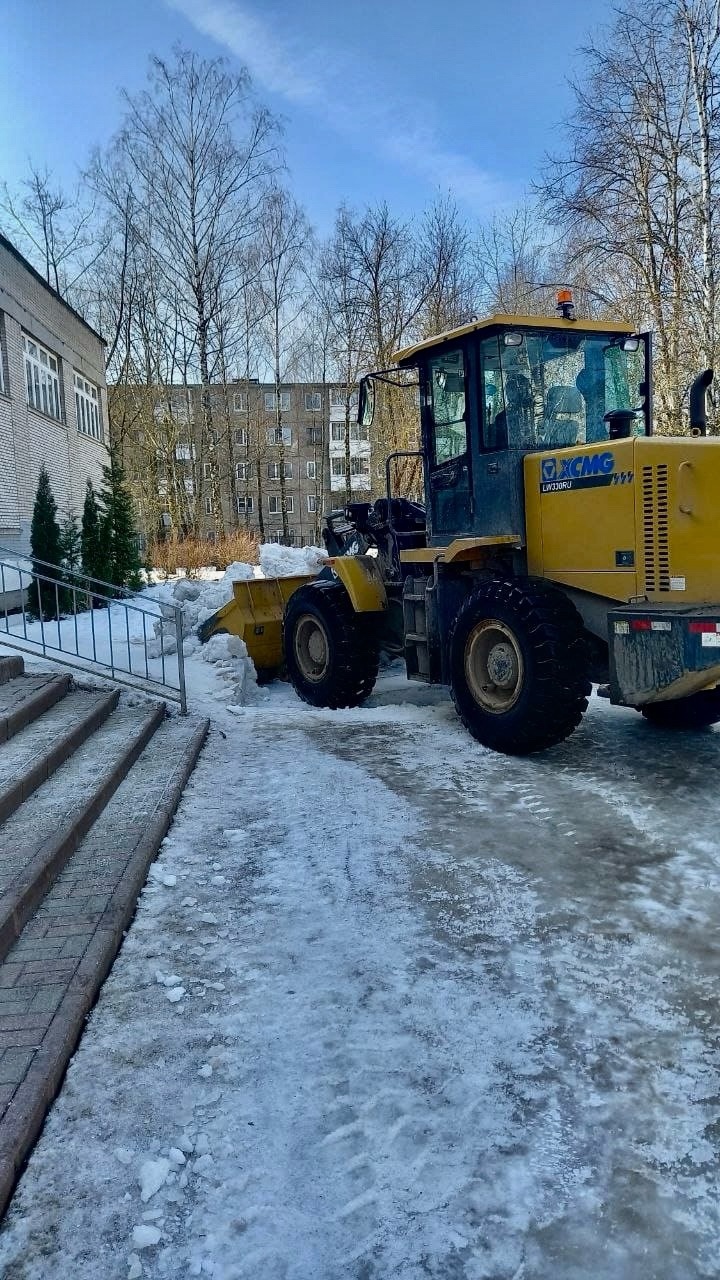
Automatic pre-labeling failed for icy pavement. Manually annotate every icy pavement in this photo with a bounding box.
[1,662,720,1279]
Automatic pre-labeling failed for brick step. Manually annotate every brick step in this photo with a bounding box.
[0,689,119,825]
[0,658,24,688]
[0,713,209,1215]
[0,674,72,744]
[0,701,167,964]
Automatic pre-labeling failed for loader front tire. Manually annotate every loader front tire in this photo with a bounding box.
[449,578,590,755]
[640,689,720,729]
[284,581,380,709]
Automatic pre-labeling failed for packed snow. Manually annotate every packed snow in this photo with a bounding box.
[0,638,718,1277]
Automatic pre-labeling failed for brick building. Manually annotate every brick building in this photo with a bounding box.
[0,234,108,556]
[119,379,372,547]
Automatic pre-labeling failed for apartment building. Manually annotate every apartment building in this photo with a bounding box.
[124,380,372,547]
[0,233,108,556]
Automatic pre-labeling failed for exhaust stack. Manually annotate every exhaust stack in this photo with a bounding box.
[689,368,714,436]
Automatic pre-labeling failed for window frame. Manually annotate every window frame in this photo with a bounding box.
[264,390,291,413]
[306,460,316,480]
[236,495,254,514]
[74,373,102,441]
[304,391,322,412]
[268,494,294,514]
[23,332,63,422]
[266,425,293,447]
[0,315,8,397]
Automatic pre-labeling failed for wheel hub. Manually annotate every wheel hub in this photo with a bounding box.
[465,619,524,714]
[294,613,330,682]
[486,641,517,688]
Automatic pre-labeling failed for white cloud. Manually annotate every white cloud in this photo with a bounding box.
[165,0,515,216]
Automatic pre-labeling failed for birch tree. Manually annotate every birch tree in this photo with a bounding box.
[103,48,279,532]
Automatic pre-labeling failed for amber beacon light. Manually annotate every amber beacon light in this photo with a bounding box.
[556,288,575,320]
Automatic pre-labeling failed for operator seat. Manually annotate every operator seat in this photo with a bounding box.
[544,385,584,447]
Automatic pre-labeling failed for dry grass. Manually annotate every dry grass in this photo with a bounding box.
[149,530,260,578]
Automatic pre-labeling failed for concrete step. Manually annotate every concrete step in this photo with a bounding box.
[0,700,167,963]
[0,658,24,688]
[0,674,71,744]
[0,713,209,1215]
[0,688,119,825]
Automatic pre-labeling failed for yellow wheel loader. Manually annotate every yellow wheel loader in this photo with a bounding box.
[200,293,720,754]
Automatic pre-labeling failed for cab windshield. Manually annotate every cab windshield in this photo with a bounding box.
[481,330,647,451]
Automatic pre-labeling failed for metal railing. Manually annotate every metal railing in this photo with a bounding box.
[0,548,187,714]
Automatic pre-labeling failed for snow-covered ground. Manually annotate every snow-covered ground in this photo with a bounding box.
[1,594,720,1276]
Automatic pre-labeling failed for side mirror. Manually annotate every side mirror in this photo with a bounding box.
[358,376,375,428]
[622,336,640,352]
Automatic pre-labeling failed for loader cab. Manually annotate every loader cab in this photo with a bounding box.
[393,311,651,547]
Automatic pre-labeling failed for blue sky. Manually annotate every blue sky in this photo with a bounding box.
[1,0,613,235]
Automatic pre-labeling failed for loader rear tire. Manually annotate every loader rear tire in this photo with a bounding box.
[449,578,591,755]
[284,581,380,709]
[640,690,720,729]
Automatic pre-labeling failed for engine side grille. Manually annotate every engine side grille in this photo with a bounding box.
[642,463,670,592]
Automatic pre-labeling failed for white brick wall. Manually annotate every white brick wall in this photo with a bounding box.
[0,237,108,555]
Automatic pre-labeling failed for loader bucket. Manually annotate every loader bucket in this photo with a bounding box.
[197,574,316,677]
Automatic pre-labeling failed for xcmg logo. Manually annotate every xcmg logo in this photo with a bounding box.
[540,450,620,493]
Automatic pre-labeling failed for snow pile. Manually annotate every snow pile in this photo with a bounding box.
[143,543,326,702]
[259,541,326,579]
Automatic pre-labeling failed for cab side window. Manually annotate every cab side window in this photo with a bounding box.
[428,349,467,464]
[481,335,537,449]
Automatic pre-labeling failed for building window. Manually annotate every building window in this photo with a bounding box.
[331,389,358,408]
[351,456,370,477]
[307,495,317,513]
[204,496,213,515]
[331,422,369,443]
[264,391,291,412]
[203,462,212,479]
[306,460,316,480]
[235,461,251,481]
[158,480,168,497]
[185,477,195,495]
[0,316,6,395]
[175,443,196,461]
[267,461,293,480]
[272,531,283,543]
[73,373,102,440]
[305,426,322,446]
[266,426,292,446]
[23,333,62,420]
[304,391,322,412]
[237,495,254,514]
[171,397,189,422]
[268,495,294,514]
[233,392,248,412]
[234,428,247,447]
[331,458,346,478]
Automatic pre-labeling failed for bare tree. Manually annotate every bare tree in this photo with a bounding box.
[0,164,106,302]
[102,48,279,533]
[257,188,312,542]
[417,196,475,336]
